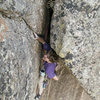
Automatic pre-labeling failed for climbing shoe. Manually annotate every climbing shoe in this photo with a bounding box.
[34,94,40,100]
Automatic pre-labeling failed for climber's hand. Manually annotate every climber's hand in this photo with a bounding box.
[33,33,39,40]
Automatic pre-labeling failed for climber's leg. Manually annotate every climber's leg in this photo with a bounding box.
[39,76,44,95]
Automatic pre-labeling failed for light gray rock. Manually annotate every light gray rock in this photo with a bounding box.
[0,0,46,100]
[0,0,99,100]
[0,15,40,100]
[50,0,100,100]
[0,0,46,33]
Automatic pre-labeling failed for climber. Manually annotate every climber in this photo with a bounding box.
[33,33,59,81]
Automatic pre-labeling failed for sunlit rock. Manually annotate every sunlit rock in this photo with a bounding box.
[50,0,100,100]
[0,0,46,99]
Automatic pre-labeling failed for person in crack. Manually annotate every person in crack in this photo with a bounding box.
[34,33,59,81]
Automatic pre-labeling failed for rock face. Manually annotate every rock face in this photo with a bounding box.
[0,0,99,100]
[50,0,100,100]
[40,62,92,100]
[0,0,46,99]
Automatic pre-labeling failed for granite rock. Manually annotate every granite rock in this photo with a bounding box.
[50,0,100,100]
[0,0,46,99]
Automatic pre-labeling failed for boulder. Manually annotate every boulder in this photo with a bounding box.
[0,0,46,99]
[50,0,100,100]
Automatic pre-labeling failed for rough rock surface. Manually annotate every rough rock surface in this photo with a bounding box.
[40,62,92,100]
[50,0,100,100]
[0,0,46,99]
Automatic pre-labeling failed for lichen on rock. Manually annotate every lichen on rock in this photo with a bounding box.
[50,0,100,100]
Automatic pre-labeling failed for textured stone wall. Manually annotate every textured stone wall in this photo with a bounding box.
[0,0,46,99]
[50,0,100,100]
[0,0,99,100]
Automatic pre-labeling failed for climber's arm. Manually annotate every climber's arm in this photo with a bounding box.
[33,33,51,52]
[33,33,46,44]
[37,37,46,44]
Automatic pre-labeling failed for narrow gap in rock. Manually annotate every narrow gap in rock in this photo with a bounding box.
[40,1,93,100]
[34,1,55,99]
[44,0,54,44]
